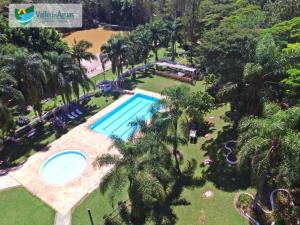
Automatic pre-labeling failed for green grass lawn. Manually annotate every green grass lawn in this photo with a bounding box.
[72,186,128,225]
[172,105,252,225]
[1,88,117,165]
[3,58,251,225]
[72,77,252,225]
[0,187,55,225]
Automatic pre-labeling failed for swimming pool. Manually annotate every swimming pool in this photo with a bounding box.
[90,93,159,139]
[40,151,87,185]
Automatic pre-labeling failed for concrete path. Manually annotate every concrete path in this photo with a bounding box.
[224,140,239,165]
[55,211,71,225]
[0,174,20,191]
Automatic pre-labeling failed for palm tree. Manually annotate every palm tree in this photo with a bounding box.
[0,71,24,106]
[0,100,14,150]
[70,40,96,70]
[99,53,109,80]
[184,91,214,124]
[123,35,141,79]
[166,17,183,61]
[132,25,151,67]
[101,34,126,78]
[147,20,169,61]
[3,50,46,116]
[237,103,300,209]
[68,63,92,100]
[44,51,93,103]
[217,34,285,116]
[43,52,72,104]
[156,85,190,174]
[155,86,214,174]
[98,136,171,224]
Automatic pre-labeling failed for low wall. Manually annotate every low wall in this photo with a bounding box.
[155,70,194,85]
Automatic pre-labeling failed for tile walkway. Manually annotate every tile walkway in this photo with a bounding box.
[0,89,161,224]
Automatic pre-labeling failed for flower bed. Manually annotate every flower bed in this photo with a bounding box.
[155,70,194,85]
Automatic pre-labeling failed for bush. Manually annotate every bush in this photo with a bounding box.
[95,91,102,98]
[155,70,194,84]
[237,194,252,211]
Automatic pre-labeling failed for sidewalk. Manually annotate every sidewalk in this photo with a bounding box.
[81,54,112,79]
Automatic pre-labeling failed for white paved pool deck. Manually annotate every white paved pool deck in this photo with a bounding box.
[0,89,161,217]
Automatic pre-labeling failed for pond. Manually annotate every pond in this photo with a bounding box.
[63,28,123,54]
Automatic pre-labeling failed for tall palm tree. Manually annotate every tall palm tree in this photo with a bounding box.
[0,100,14,151]
[70,40,96,70]
[217,34,286,116]
[101,34,126,78]
[132,25,151,66]
[0,71,24,106]
[123,35,141,79]
[156,85,190,174]
[98,136,171,224]
[99,52,109,80]
[155,86,214,174]
[237,103,300,209]
[44,51,93,103]
[166,17,183,61]
[3,50,47,116]
[43,52,72,104]
[147,20,169,61]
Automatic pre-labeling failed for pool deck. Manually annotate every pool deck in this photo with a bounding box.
[3,89,161,215]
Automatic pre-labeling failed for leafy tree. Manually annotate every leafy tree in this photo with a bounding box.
[166,17,183,61]
[98,136,172,224]
[3,50,47,116]
[184,91,214,124]
[237,103,300,215]
[239,33,285,115]
[0,71,24,106]
[0,100,14,150]
[157,86,190,173]
[70,40,96,70]
[123,35,141,79]
[281,43,300,100]
[43,52,74,103]
[131,25,151,66]
[262,17,300,48]
[182,0,202,65]
[101,34,126,77]
[147,20,169,61]
[197,6,261,83]
[99,52,110,80]
[264,0,300,25]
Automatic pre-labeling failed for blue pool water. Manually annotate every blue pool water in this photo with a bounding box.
[40,151,87,185]
[90,93,159,139]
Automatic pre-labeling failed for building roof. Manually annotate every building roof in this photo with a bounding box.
[155,62,197,73]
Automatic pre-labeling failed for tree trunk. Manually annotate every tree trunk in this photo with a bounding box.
[173,121,181,174]
[172,40,176,61]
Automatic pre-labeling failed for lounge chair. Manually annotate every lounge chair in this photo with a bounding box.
[70,112,79,118]
[66,113,75,120]
[27,129,36,139]
[190,129,197,144]
[75,108,83,115]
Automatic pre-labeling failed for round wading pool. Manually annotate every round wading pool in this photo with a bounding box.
[40,151,87,185]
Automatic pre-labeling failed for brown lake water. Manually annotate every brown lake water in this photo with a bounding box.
[63,28,123,54]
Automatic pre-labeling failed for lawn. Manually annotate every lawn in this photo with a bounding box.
[72,186,128,225]
[0,187,55,225]
[2,57,251,225]
[1,88,118,165]
[72,77,252,225]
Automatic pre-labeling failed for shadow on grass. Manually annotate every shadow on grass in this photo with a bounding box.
[123,69,155,91]
[202,125,251,192]
[0,95,117,170]
[150,159,206,225]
